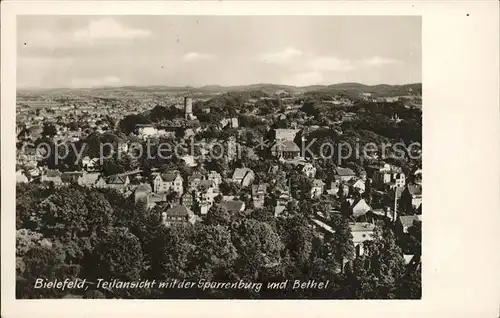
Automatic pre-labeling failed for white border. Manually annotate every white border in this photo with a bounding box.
[2,1,500,318]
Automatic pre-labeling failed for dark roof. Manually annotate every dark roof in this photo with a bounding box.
[223,200,245,212]
[350,222,376,232]
[165,204,191,217]
[270,140,300,152]
[232,168,253,180]
[135,183,152,193]
[400,215,422,228]
[107,175,128,184]
[407,184,422,196]
[46,170,61,178]
[160,172,179,182]
[199,180,215,189]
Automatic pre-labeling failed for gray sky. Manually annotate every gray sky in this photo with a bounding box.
[17,16,421,89]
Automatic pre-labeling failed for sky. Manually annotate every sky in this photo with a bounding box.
[17,16,421,89]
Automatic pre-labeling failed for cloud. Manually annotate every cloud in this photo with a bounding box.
[260,47,303,64]
[70,76,121,88]
[359,56,401,66]
[182,52,214,62]
[19,18,151,50]
[73,18,151,42]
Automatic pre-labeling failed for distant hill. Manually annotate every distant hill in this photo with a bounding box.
[18,83,421,98]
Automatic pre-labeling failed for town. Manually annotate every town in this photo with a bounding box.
[16,83,422,299]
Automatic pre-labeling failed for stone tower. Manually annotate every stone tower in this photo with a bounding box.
[184,97,193,120]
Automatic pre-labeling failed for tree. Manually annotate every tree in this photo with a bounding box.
[204,204,231,226]
[42,123,58,137]
[331,219,355,270]
[348,225,407,299]
[231,219,284,281]
[406,220,422,255]
[149,225,193,281]
[340,199,353,220]
[188,224,237,283]
[277,215,314,266]
[16,244,71,299]
[219,180,240,196]
[91,227,144,281]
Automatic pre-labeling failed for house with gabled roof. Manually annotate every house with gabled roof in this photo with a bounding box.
[401,183,422,209]
[78,172,100,187]
[231,168,254,187]
[310,179,325,198]
[334,167,356,182]
[153,171,183,194]
[350,222,376,257]
[348,178,365,194]
[94,173,130,192]
[187,172,204,190]
[396,215,422,234]
[41,169,62,186]
[134,183,152,206]
[16,170,29,183]
[252,183,268,208]
[347,198,372,216]
[270,140,301,159]
[162,204,198,227]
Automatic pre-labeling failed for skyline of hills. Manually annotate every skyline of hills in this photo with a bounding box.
[18,82,422,98]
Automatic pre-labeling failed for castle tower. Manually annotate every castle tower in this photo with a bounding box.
[184,97,193,120]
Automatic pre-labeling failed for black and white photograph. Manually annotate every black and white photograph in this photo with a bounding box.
[13,15,424,300]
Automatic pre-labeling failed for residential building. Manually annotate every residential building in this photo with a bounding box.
[187,173,204,190]
[41,170,62,186]
[328,181,349,196]
[162,204,198,227]
[196,180,218,208]
[347,198,372,217]
[251,183,268,208]
[181,191,195,210]
[136,124,158,140]
[134,183,152,206]
[16,170,28,183]
[400,184,422,210]
[274,128,300,141]
[207,171,222,188]
[348,178,366,194]
[78,172,100,187]
[286,159,316,178]
[223,200,246,213]
[153,171,183,194]
[232,168,255,187]
[396,215,422,234]
[335,167,356,182]
[82,156,100,172]
[270,140,301,159]
[310,179,325,198]
[95,174,130,192]
[350,222,376,257]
